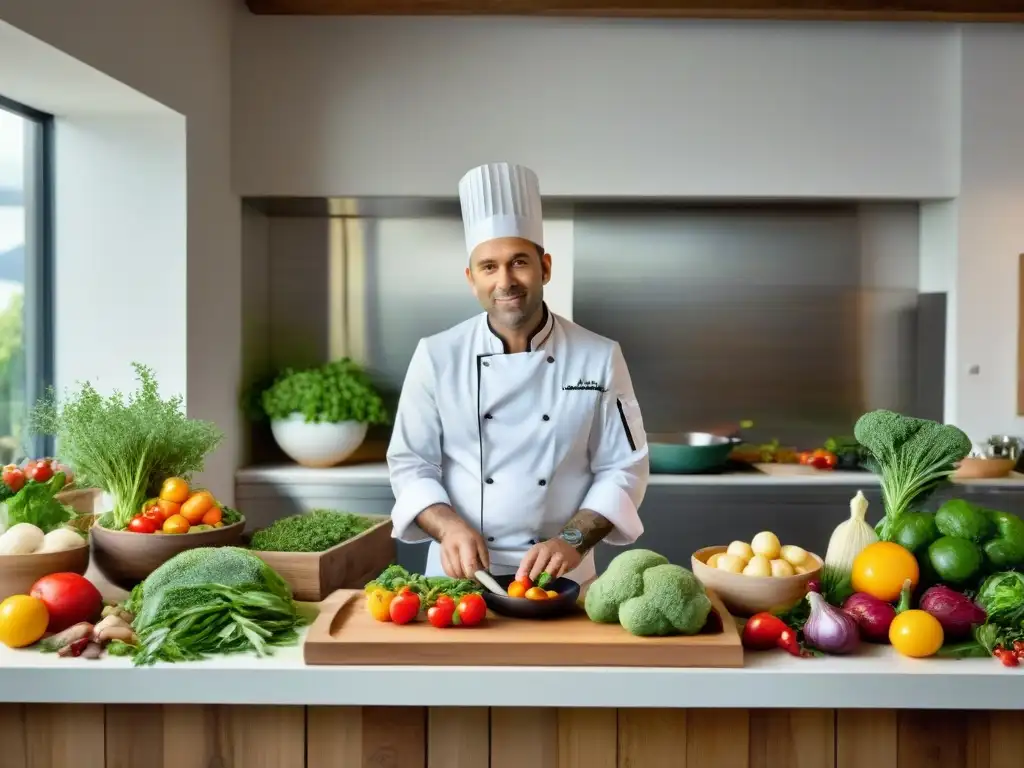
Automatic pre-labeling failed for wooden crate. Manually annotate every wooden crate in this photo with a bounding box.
[247,514,395,601]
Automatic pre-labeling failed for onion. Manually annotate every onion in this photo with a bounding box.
[919,585,986,640]
[804,592,861,655]
[842,592,897,643]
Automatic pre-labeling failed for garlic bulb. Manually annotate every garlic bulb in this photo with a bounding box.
[824,490,878,575]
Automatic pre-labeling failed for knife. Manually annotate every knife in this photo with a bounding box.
[474,569,507,596]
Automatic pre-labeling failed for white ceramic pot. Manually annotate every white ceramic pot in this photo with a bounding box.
[270,414,370,468]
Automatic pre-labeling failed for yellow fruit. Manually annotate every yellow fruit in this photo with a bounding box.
[889,610,944,658]
[0,595,49,648]
[851,542,920,602]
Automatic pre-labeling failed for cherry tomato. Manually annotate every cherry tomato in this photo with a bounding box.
[798,451,814,466]
[742,612,789,651]
[389,590,421,625]
[367,589,395,622]
[161,514,190,534]
[456,594,486,626]
[809,449,838,470]
[24,460,53,484]
[507,581,527,599]
[128,516,157,534]
[140,498,167,525]
[525,587,549,601]
[2,465,24,493]
[428,597,455,628]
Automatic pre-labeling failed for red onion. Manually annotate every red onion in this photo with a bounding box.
[804,592,861,655]
[842,592,897,643]
[919,585,986,640]
[806,579,821,594]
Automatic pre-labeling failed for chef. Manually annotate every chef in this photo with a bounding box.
[386,161,650,589]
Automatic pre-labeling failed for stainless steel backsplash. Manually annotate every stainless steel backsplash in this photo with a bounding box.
[242,198,934,458]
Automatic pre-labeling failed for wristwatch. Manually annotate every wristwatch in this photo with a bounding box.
[559,527,584,551]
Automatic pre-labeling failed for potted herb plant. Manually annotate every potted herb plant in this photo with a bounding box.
[253,358,391,468]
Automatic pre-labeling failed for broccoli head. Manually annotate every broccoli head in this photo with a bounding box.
[853,409,972,539]
[585,549,712,637]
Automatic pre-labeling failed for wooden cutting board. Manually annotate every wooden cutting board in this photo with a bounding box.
[302,589,744,668]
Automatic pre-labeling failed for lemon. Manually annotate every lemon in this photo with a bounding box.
[0,594,50,648]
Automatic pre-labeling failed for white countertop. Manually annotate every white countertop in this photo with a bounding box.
[0,631,1017,709]
[237,462,1024,488]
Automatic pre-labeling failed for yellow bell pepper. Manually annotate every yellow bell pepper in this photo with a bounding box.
[367,588,396,622]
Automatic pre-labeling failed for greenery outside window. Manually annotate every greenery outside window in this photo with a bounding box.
[0,95,54,463]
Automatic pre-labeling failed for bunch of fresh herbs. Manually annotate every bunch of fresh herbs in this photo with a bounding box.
[248,509,375,553]
[27,363,224,530]
[255,358,391,425]
[365,564,482,608]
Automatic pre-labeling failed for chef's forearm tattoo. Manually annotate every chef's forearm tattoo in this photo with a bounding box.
[562,509,614,553]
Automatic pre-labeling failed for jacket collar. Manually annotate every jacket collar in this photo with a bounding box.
[483,302,554,354]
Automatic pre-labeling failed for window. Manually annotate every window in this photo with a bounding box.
[0,96,54,463]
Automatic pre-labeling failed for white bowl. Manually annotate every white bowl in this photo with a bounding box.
[270,415,369,468]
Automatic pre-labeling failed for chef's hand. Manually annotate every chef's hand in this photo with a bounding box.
[438,520,490,579]
[517,538,582,583]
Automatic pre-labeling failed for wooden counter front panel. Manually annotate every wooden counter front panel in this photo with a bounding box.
[0,704,1021,768]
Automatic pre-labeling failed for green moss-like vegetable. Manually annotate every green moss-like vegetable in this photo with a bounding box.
[256,358,390,426]
[249,510,376,553]
[853,409,972,540]
[27,363,223,530]
[585,549,712,637]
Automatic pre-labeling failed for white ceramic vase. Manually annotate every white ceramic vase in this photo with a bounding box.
[270,414,369,468]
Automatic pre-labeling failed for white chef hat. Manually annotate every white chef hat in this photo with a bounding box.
[458,162,544,256]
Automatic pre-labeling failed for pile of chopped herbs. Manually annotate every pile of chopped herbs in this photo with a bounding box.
[365,564,482,608]
[248,509,376,553]
[121,547,310,666]
[27,363,223,530]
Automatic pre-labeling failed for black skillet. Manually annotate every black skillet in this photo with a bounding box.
[481,573,582,620]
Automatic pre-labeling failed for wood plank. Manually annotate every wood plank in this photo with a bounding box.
[0,704,28,768]
[245,0,1024,21]
[749,709,835,768]
[686,709,750,766]
[309,705,427,768]
[836,710,897,768]
[559,708,617,768]
[491,708,557,768]
[162,706,221,768]
[106,705,164,768]
[23,704,105,768]
[896,710,967,768]
[617,709,688,768]
[428,707,489,768]
[304,589,743,668]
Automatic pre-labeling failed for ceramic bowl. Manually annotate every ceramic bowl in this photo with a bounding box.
[270,415,369,468]
[691,545,822,618]
[90,519,245,590]
[482,574,581,620]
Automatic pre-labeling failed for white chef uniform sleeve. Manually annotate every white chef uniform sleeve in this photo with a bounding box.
[386,339,452,543]
[579,343,650,545]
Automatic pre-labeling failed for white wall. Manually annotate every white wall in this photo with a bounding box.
[54,116,187,398]
[233,17,960,199]
[953,25,1024,441]
[0,0,240,502]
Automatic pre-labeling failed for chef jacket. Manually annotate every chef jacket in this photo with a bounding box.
[386,304,650,584]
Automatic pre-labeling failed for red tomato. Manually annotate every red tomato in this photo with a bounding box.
[24,460,54,483]
[389,590,421,625]
[741,612,789,650]
[29,572,103,633]
[456,594,486,626]
[428,597,455,628]
[2,464,24,493]
[128,516,157,534]
[810,450,838,470]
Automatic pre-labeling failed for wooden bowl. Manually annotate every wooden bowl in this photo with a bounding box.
[953,457,1016,480]
[0,545,90,602]
[691,546,822,618]
[90,519,245,590]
